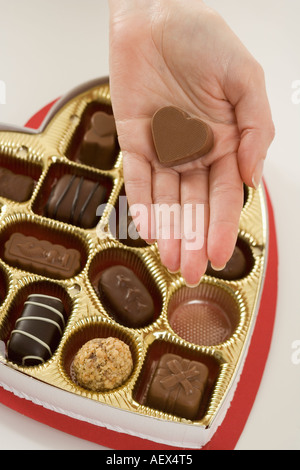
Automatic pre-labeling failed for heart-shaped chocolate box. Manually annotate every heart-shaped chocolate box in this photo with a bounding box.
[0,78,269,449]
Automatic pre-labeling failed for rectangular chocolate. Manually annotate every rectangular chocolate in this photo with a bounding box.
[45,174,107,229]
[146,353,209,420]
[4,233,81,279]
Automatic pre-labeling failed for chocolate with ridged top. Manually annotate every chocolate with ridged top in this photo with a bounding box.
[98,265,154,328]
[152,106,214,167]
[45,174,107,229]
[147,353,209,420]
[7,293,66,366]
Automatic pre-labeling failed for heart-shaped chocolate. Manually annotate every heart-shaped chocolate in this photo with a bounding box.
[151,106,214,167]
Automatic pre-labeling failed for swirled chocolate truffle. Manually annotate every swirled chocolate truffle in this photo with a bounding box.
[72,337,133,391]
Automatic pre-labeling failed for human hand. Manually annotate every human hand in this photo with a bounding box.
[108,0,274,286]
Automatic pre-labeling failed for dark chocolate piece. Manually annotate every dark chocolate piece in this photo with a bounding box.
[4,233,81,279]
[7,293,66,366]
[98,265,154,328]
[206,245,247,280]
[147,353,209,420]
[117,202,148,248]
[0,167,34,202]
[78,111,118,170]
[45,174,107,229]
[151,106,214,167]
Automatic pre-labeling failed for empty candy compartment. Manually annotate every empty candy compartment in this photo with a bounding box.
[60,317,140,392]
[88,246,165,328]
[65,101,120,171]
[0,152,43,202]
[0,280,73,366]
[133,338,220,421]
[167,282,242,347]
[31,161,114,230]
[0,216,89,279]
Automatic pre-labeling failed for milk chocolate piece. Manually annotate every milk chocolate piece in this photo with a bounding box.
[79,112,118,170]
[206,245,247,280]
[151,106,214,167]
[7,293,66,366]
[98,265,154,328]
[147,353,209,420]
[0,167,34,202]
[4,233,81,279]
[45,174,107,229]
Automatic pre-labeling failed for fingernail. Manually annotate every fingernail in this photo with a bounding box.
[167,268,180,274]
[185,280,201,288]
[211,263,226,271]
[252,159,264,189]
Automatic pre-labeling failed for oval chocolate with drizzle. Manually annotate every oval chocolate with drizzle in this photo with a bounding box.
[7,293,66,366]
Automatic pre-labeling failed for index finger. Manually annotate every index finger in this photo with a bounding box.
[122,150,155,243]
[207,152,243,269]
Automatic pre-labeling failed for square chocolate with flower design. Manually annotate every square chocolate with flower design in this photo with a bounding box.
[146,353,209,420]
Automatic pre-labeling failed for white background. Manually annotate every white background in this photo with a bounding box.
[0,0,299,450]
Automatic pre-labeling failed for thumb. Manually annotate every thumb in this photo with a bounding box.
[228,61,275,188]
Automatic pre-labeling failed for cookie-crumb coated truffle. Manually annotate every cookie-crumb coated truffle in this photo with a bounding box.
[72,337,133,391]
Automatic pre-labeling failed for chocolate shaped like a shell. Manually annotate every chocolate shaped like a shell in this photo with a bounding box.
[7,293,66,366]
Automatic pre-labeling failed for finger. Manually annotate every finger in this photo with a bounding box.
[152,167,181,273]
[227,61,275,189]
[207,153,243,269]
[122,151,155,243]
[180,168,209,286]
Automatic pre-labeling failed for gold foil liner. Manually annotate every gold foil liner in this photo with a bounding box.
[167,282,242,347]
[0,79,268,436]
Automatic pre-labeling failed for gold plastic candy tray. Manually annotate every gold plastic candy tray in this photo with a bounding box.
[0,78,268,449]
